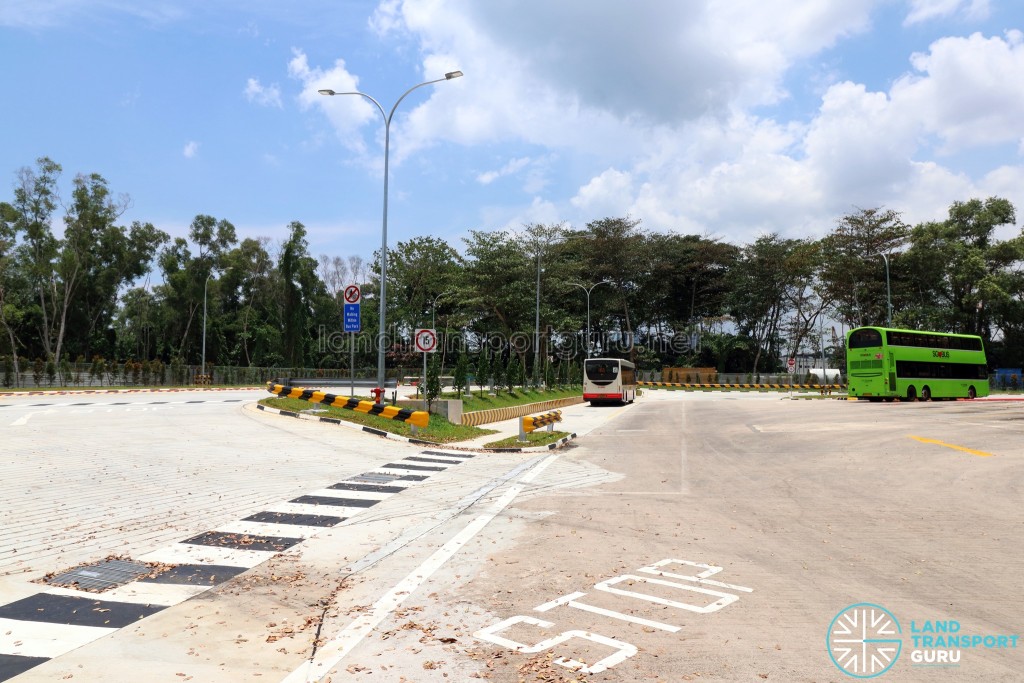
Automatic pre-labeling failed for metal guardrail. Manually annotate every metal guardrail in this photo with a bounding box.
[519,409,563,441]
[639,381,844,390]
[265,382,428,428]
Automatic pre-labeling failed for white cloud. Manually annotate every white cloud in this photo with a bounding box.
[476,157,531,185]
[288,48,381,159]
[904,0,990,26]
[571,168,634,217]
[183,141,199,159]
[244,78,282,108]
[891,31,1024,151]
[369,0,404,36]
[302,1,1024,244]
[0,0,184,29]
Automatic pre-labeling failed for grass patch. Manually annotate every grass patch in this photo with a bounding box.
[259,396,497,443]
[451,387,581,411]
[483,430,571,449]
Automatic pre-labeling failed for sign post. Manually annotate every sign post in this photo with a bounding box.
[343,285,361,396]
[414,328,438,411]
[787,357,796,398]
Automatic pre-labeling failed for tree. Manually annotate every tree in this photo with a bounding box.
[728,234,806,373]
[154,214,237,364]
[475,346,491,397]
[218,237,279,367]
[425,353,442,409]
[278,221,326,367]
[12,158,62,365]
[505,354,520,393]
[452,348,469,398]
[903,197,1021,341]
[818,207,909,328]
[463,230,533,348]
[0,201,25,381]
[387,236,462,338]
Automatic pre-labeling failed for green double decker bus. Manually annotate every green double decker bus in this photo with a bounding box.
[846,326,989,401]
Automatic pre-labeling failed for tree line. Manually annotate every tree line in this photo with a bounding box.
[2,156,1023,386]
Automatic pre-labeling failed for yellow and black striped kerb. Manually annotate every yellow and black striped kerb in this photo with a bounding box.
[265,382,429,428]
[522,409,562,433]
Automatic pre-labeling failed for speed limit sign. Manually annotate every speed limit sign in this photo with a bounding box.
[787,358,796,373]
[414,328,437,353]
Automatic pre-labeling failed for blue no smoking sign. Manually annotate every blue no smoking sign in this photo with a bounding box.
[343,284,360,332]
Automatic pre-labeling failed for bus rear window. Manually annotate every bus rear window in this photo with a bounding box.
[585,360,619,380]
[848,329,883,348]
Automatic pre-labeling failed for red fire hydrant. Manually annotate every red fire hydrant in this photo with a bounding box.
[370,386,385,405]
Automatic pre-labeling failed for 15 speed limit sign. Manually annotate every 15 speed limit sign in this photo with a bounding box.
[414,328,437,353]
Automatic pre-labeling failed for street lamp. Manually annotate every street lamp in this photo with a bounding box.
[534,252,542,386]
[569,280,611,357]
[319,70,463,391]
[430,290,455,331]
[876,252,892,326]
[201,271,213,381]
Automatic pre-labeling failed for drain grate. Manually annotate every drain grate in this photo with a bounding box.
[44,558,154,592]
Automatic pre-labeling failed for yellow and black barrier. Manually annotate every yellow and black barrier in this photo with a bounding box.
[520,409,563,441]
[265,382,429,428]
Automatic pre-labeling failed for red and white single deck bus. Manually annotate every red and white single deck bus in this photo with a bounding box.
[583,358,637,405]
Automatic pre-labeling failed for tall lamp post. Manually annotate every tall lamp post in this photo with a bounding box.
[570,280,611,357]
[876,252,892,326]
[319,71,463,391]
[534,252,542,386]
[201,271,213,380]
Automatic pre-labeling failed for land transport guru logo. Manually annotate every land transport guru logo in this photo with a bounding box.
[827,602,1020,678]
[827,603,902,678]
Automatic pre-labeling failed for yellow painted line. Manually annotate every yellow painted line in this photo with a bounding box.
[908,435,993,457]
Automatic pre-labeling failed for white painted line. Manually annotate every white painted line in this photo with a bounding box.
[97,581,211,605]
[534,591,587,612]
[137,544,269,568]
[302,488,392,502]
[0,617,115,658]
[545,595,680,632]
[595,574,739,614]
[282,453,559,683]
[213,520,322,539]
[257,502,357,518]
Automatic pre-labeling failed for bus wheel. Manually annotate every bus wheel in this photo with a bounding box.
[921,386,931,401]
[968,386,976,399]
[906,386,917,401]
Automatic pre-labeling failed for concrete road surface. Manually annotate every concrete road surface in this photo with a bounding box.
[1,388,1021,681]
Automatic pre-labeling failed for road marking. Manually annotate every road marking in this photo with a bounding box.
[282,453,559,683]
[908,435,993,457]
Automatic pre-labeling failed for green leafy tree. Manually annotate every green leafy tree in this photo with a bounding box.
[902,197,1021,342]
[475,347,491,397]
[728,234,807,373]
[506,354,521,393]
[818,207,909,328]
[452,349,469,398]
[278,221,327,367]
[425,353,442,409]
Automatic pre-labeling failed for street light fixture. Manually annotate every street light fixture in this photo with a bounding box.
[876,252,892,326]
[318,70,463,391]
[569,280,612,357]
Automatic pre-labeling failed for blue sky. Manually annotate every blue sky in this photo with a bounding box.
[2,0,1024,267]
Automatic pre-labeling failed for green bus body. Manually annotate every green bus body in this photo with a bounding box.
[846,326,989,401]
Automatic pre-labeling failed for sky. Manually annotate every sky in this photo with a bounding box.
[2,0,1024,266]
